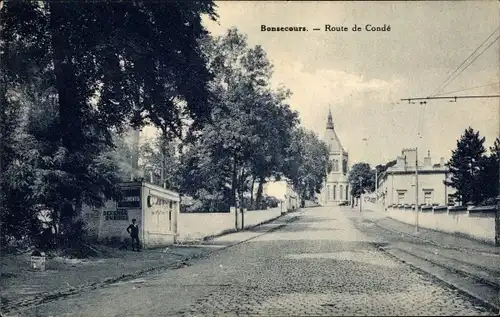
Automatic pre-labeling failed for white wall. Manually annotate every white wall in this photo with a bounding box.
[364,201,496,244]
[141,184,180,247]
[176,207,283,242]
[81,200,143,242]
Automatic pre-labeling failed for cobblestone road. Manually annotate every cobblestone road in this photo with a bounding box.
[13,207,496,316]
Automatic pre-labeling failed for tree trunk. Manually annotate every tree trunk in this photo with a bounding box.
[255,176,265,210]
[250,175,256,209]
[74,196,83,221]
[49,4,84,154]
[240,189,244,229]
[231,154,238,229]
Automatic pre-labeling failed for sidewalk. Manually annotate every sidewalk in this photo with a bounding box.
[0,211,299,314]
[0,245,207,312]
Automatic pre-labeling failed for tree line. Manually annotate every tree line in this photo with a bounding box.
[0,2,330,250]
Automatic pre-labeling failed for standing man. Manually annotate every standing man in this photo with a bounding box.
[126,219,140,251]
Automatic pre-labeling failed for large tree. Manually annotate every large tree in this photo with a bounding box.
[0,1,218,247]
[477,137,500,204]
[348,163,375,199]
[179,28,299,213]
[445,127,487,205]
[284,128,331,201]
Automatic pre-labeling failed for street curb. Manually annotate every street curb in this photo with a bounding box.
[1,211,301,315]
[373,244,500,314]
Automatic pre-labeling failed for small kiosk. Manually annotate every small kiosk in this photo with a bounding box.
[83,181,180,248]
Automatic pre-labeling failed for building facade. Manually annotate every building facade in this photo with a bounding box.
[262,178,299,211]
[318,109,350,205]
[378,149,456,208]
[82,181,181,248]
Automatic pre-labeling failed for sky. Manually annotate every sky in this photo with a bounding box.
[197,1,499,167]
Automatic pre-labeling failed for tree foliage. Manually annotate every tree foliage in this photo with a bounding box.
[445,128,498,206]
[284,128,331,200]
[348,163,375,198]
[0,1,217,249]
[445,127,488,205]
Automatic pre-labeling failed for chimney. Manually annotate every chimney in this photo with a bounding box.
[424,150,431,167]
[396,155,405,168]
[440,157,445,167]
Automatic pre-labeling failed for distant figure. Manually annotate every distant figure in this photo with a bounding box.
[126,219,140,251]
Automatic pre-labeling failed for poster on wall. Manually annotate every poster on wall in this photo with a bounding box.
[103,210,129,221]
[117,186,141,209]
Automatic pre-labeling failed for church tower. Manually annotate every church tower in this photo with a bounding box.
[319,108,350,205]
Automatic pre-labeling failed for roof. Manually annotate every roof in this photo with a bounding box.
[323,108,345,153]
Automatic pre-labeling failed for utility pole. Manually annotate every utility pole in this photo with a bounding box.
[359,176,363,212]
[415,147,419,233]
[403,147,419,232]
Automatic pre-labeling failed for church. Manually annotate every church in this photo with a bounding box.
[318,109,351,205]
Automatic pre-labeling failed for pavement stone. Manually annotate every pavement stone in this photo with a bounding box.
[11,206,497,317]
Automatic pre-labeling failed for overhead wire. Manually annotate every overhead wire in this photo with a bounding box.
[434,34,500,96]
[435,82,500,96]
[430,26,500,97]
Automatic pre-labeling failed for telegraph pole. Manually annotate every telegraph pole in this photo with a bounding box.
[359,177,363,212]
[403,147,419,232]
[415,147,419,233]
[401,95,500,243]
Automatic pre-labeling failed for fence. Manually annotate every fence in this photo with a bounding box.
[176,207,283,242]
[364,201,496,244]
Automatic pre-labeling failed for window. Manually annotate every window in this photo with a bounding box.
[342,160,348,174]
[424,191,433,205]
[340,185,343,200]
[169,211,172,231]
[447,194,455,206]
[327,186,331,200]
[333,185,337,200]
[397,191,405,204]
[332,159,339,172]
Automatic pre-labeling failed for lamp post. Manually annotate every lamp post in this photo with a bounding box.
[362,138,378,203]
[359,176,363,212]
[403,147,419,233]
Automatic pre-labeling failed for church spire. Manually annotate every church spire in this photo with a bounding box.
[326,107,334,130]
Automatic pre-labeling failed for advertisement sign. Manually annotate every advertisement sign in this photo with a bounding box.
[117,186,141,209]
[103,210,129,221]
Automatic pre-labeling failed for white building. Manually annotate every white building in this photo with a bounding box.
[378,149,456,208]
[82,181,180,248]
[318,109,350,205]
[262,178,299,211]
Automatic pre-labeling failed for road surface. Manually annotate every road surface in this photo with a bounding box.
[14,206,495,316]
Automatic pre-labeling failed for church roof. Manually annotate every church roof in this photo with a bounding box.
[323,108,345,153]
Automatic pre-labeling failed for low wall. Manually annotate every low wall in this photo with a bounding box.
[177,207,283,242]
[365,201,496,244]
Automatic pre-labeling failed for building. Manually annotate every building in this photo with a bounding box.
[82,181,180,248]
[318,109,350,205]
[378,149,456,208]
[262,178,299,211]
